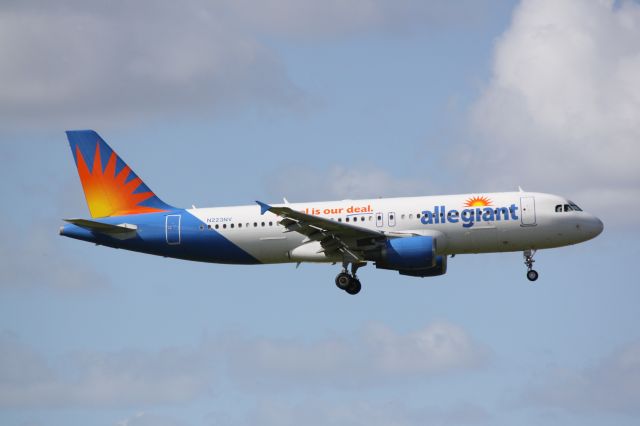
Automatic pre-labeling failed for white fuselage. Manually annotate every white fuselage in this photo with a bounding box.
[188,192,603,264]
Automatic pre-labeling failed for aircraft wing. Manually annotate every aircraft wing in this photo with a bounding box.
[256,201,386,262]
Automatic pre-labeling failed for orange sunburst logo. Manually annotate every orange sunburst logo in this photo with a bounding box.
[464,195,493,207]
[76,143,166,218]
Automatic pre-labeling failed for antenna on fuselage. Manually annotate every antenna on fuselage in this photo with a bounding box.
[518,186,524,193]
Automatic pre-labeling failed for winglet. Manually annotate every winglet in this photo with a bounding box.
[255,200,272,215]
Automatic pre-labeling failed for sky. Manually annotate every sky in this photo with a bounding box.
[1,0,639,425]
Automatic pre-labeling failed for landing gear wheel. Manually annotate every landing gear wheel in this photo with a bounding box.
[335,272,352,290]
[345,278,361,295]
[523,249,539,282]
[335,261,366,294]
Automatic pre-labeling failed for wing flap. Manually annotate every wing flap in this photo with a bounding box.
[256,201,386,261]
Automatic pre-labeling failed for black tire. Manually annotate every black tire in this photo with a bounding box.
[335,272,352,290]
[527,270,539,282]
[345,279,361,295]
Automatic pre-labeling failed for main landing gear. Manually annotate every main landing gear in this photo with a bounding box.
[335,261,366,295]
[524,249,539,282]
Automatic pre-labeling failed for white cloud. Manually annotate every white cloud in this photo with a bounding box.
[224,321,487,389]
[362,321,487,375]
[0,322,486,408]
[264,164,429,202]
[115,412,186,426]
[0,0,493,126]
[220,0,492,38]
[240,399,491,426]
[0,0,302,126]
[523,339,640,415]
[0,220,108,291]
[0,333,212,408]
[468,0,640,224]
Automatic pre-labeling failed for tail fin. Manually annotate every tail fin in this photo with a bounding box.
[66,130,174,218]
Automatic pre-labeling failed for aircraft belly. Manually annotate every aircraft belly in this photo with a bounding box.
[492,222,574,252]
[224,233,301,264]
[446,224,498,254]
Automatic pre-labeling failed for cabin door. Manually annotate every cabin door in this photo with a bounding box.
[520,197,537,226]
[166,214,181,244]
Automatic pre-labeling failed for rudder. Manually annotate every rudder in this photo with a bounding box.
[66,130,173,218]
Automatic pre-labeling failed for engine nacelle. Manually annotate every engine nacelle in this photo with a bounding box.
[372,236,448,277]
[375,236,436,270]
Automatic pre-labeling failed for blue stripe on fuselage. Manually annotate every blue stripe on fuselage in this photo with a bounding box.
[60,210,259,264]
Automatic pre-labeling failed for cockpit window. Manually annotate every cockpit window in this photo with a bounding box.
[568,201,583,211]
[556,202,583,213]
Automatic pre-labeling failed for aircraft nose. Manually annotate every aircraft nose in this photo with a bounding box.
[584,215,604,239]
[593,217,604,236]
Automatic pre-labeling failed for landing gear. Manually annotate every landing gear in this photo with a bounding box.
[335,261,366,295]
[345,278,361,295]
[335,272,352,290]
[523,249,539,282]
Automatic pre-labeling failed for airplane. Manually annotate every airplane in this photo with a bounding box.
[59,130,604,295]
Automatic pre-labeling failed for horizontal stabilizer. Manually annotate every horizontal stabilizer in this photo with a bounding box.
[64,219,138,238]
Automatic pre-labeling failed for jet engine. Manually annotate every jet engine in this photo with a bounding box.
[372,235,448,277]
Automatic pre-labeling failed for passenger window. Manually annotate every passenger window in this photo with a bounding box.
[338,218,342,222]
[345,217,350,222]
[207,224,211,229]
[555,205,562,212]
[215,224,219,229]
[261,222,265,227]
[223,224,227,229]
[253,222,257,227]
[230,223,234,229]
[361,217,365,222]
[269,221,273,226]
[238,223,242,228]
[199,224,204,230]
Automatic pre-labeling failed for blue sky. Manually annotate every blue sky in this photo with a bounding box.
[1,1,639,425]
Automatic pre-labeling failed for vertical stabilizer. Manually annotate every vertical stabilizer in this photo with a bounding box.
[66,130,173,218]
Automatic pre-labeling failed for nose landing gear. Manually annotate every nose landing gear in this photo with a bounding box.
[524,249,538,282]
[335,261,366,295]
